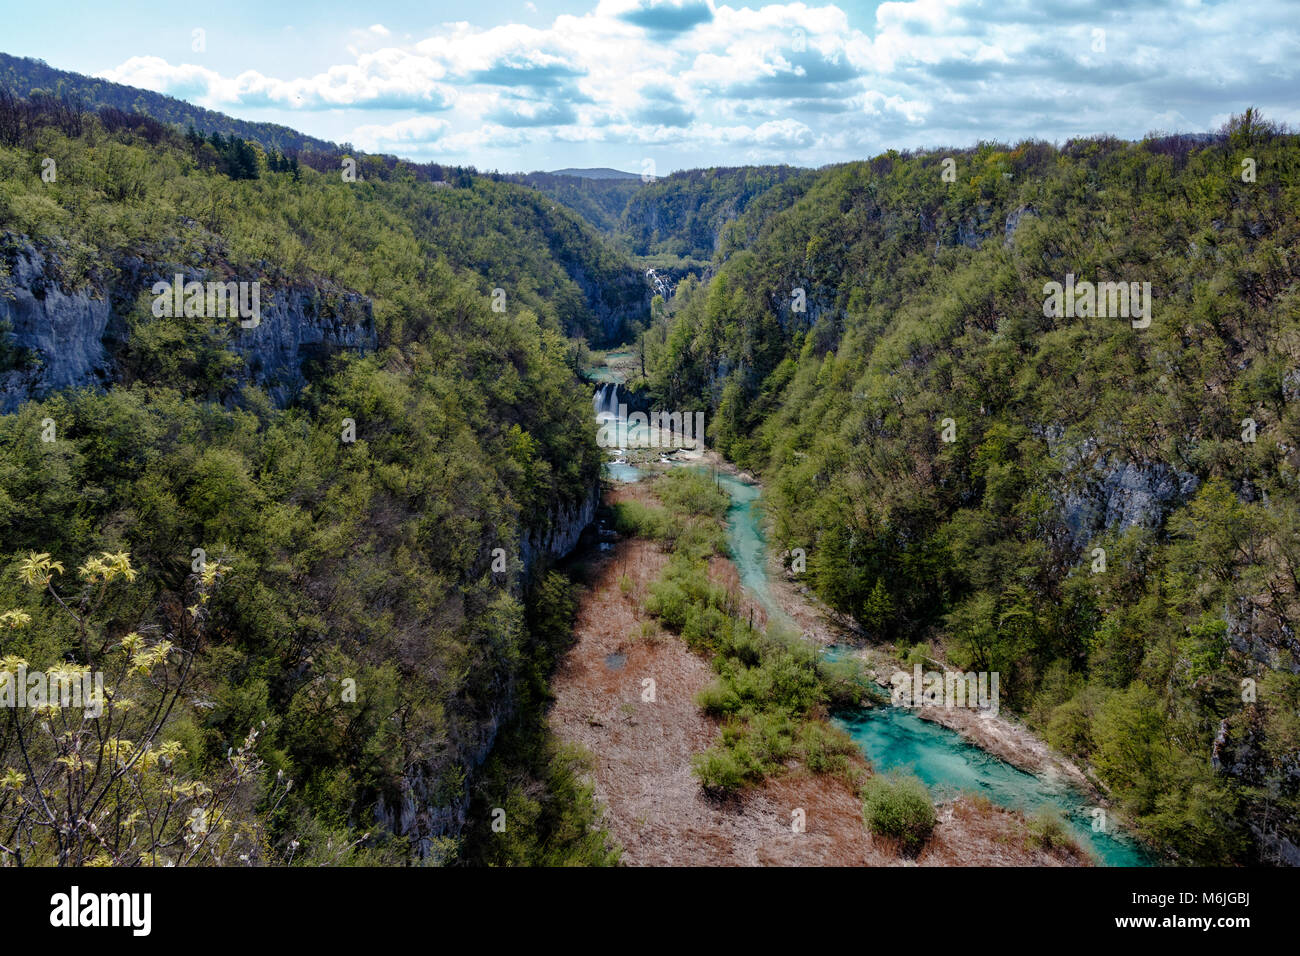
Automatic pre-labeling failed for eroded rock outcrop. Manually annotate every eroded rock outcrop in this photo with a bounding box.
[1051,438,1201,545]
[0,240,115,411]
[0,233,376,410]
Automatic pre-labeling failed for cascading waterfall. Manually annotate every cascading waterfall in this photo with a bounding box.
[593,381,620,416]
[594,382,644,482]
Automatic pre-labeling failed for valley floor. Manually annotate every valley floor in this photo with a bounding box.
[549,481,1090,866]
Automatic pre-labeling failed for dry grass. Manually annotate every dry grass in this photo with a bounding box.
[919,797,1093,866]
[549,482,1086,865]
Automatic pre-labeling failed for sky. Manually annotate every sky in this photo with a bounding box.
[1,0,1297,173]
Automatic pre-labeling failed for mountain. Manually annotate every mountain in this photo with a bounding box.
[2,47,1296,867]
[0,80,639,865]
[502,165,814,274]
[0,52,339,154]
[546,167,641,180]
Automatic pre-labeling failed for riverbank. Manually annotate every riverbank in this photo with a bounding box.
[765,561,1095,792]
[733,470,1150,865]
[547,494,883,865]
[549,476,1092,866]
[603,451,1111,787]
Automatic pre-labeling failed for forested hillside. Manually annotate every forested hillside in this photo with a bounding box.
[0,52,338,155]
[500,170,641,236]
[0,89,638,864]
[635,113,1300,864]
[503,165,814,277]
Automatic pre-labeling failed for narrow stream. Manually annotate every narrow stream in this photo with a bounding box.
[709,470,1151,867]
[588,379,1151,865]
[700,468,794,630]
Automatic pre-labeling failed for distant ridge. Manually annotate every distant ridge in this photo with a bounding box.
[0,51,339,154]
[546,167,641,180]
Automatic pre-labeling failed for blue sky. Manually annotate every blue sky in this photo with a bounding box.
[1,0,1296,172]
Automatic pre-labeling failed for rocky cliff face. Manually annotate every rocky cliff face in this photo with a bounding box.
[1049,436,1201,545]
[567,262,646,344]
[521,484,600,578]
[0,240,115,412]
[227,286,375,405]
[4,230,605,863]
[0,234,376,411]
[378,480,600,857]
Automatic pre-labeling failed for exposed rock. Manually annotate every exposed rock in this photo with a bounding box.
[1055,444,1200,544]
[1254,827,1300,867]
[954,204,996,249]
[1283,367,1300,404]
[0,233,376,411]
[566,261,647,344]
[227,287,374,406]
[1227,595,1300,672]
[1004,204,1037,247]
[521,483,599,578]
[0,240,114,412]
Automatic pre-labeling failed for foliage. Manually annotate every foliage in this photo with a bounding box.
[860,773,937,856]
[0,94,629,865]
[0,551,287,865]
[629,472,859,796]
[636,118,1300,862]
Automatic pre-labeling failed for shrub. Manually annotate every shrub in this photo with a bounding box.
[696,680,741,717]
[1025,808,1079,854]
[799,721,858,777]
[692,746,750,795]
[861,773,937,855]
[610,500,667,538]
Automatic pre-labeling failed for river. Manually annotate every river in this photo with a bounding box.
[589,368,1152,865]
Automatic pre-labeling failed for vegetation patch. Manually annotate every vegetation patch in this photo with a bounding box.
[860,773,938,856]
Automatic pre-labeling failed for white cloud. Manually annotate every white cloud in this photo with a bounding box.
[100,52,457,110]
[99,0,1300,167]
[353,116,450,151]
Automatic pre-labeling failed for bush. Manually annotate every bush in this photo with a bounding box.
[817,654,874,708]
[692,746,750,795]
[1025,808,1079,854]
[656,469,729,518]
[799,721,859,777]
[610,500,667,538]
[861,773,937,855]
[645,579,689,631]
[696,680,741,717]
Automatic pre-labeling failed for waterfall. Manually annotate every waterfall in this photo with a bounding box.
[593,382,620,416]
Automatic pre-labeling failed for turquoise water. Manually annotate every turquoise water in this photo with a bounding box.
[589,414,1152,865]
[701,469,1152,867]
[701,469,794,630]
[604,460,644,483]
[832,701,1150,866]
[583,351,636,385]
